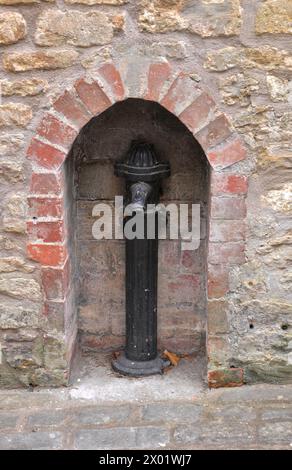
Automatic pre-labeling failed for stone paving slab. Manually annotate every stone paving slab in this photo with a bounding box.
[0,385,291,449]
[0,355,291,449]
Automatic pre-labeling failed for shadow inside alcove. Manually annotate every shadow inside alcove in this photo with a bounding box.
[65,98,211,385]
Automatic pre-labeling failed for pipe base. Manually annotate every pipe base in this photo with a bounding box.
[112,352,169,377]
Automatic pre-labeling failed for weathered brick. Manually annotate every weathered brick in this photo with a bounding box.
[74,79,111,115]
[207,137,246,169]
[208,300,229,334]
[211,174,248,195]
[30,173,63,196]
[53,91,92,128]
[210,220,246,242]
[79,304,111,334]
[80,332,124,352]
[159,273,201,304]
[210,196,246,220]
[208,264,229,298]
[195,114,233,151]
[27,220,65,244]
[27,139,66,170]
[179,92,216,134]
[36,114,77,149]
[145,62,171,101]
[208,242,245,264]
[208,367,244,388]
[98,63,125,101]
[161,73,201,115]
[28,197,63,219]
[27,244,67,267]
[208,336,231,367]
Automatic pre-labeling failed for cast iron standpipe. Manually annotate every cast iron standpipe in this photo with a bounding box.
[112,141,170,377]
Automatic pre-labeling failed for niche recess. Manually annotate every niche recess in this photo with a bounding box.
[66,99,210,358]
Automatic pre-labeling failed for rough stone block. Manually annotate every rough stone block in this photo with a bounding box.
[256,0,292,35]
[3,50,79,72]
[0,12,26,45]
[0,78,47,96]
[0,103,32,128]
[35,10,114,47]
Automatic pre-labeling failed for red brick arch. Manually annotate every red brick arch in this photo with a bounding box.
[26,61,248,388]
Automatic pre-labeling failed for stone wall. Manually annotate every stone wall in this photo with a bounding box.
[0,0,291,388]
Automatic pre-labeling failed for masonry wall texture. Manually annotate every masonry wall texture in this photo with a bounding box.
[0,0,291,389]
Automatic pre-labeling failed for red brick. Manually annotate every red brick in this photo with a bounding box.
[43,300,65,331]
[179,92,216,134]
[208,264,229,298]
[27,139,66,170]
[36,114,77,149]
[145,62,171,102]
[210,196,246,220]
[74,79,111,115]
[163,273,201,304]
[98,63,125,101]
[207,137,246,169]
[208,368,244,388]
[28,197,63,219]
[208,336,230,366]
[53,90,92,128]
[41,259,70,300]
[27,243,67,266]
[80,333,124,352]
[161,73,201,114]
[30,172,63,196]
[27,220,65,243]
[208,242,245,264]
[210,220,246,242]
[207,300,229,334]
[211,174,248,196]
[195,114,232,151]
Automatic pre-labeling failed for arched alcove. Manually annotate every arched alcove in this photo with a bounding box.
[26,61,247,388]
[66,98,210,358]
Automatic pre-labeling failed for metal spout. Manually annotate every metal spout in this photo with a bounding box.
[124,182,152,216]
